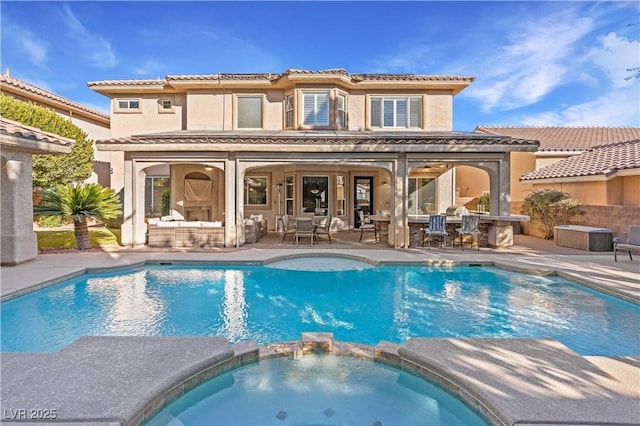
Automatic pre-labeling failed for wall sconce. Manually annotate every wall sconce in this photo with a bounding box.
[204,166,213,171]
[382,181,388,186]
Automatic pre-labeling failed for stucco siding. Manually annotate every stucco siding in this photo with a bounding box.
[621,175,640,206]
[348,91,366,131]
[455,165,489,198]
[110,95,182,137]
[425,90,452,131]
[186,91,224,131]
[511,152,536,202]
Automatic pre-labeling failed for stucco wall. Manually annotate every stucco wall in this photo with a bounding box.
[523,175,639,207]
[110,94,184,137]
[455,165,489,197]
[621,175,640,205]
[510,152,536,202]
[425,90,452,131]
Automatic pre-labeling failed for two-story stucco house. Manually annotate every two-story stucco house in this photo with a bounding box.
[89,69,537,248]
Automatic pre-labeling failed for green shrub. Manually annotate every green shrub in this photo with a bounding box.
[0,94,94,188]
[521,189,582,239]
[37,215,65,228]
[478,193,490,211]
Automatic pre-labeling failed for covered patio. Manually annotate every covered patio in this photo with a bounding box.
[97,130,538,249]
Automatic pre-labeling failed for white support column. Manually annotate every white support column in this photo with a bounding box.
[224,157,238,247]
[132,161,147,246]
[120,157,134,246]
[393,154,409,248]
[235,160,246,247]
[498,153,511,216]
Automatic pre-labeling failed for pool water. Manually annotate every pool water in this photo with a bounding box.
[1,264,638,355]
[147,354,489,426]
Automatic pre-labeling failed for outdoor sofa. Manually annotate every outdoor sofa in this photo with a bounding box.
[147,218,224,248]
[243,214,268,244]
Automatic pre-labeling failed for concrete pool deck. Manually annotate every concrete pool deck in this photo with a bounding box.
[1,235,639,425]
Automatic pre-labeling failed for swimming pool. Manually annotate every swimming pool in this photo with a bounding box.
[2,263,638,355]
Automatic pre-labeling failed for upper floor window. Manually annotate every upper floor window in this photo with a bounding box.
[237,96,263,129]
[370,96,422,129]
[303,91,329,126]
[337,94,347,128]
[116,99,140,111]
[284,94,294,128]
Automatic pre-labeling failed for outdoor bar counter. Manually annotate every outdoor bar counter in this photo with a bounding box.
[370,214,529,248]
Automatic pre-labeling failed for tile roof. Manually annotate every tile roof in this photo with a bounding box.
[520,139,640,181]
[475,126,640,151]
[96,129,537,150]
[0,117,75,150]
[88,69,474,87]
[0,73,109,121]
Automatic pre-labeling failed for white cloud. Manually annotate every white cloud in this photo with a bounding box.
[465,7,594,112]
[586,32,640,88]
[61,4,117,68]
[1,20,48,68]
[519,88,640,126]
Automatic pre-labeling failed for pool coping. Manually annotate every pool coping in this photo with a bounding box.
[1,334,638,425]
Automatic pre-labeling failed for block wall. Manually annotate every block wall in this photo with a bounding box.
[512,201,640,238]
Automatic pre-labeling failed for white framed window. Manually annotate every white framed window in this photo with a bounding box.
[284,94,294,128]
[285,175,294,215]
[336,175,346,216]
[370,96,422,128]
[302,175,329,214]
[244,176,268,206]
[115,99,141,112]
[302,91,329,126]
[237,96,263,129]
[337,94,347,128]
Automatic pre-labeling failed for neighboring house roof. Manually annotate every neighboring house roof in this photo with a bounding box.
[0,117,75,154]
[520,139,640,182]
[0,73,110,125]
[475,126,640,152]
[96,129,538,153]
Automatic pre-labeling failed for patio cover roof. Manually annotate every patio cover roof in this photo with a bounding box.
[96,130,539,153]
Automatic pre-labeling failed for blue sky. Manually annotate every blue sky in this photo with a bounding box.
[1,1,638,131]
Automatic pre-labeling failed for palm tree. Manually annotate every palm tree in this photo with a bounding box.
[34,183,122,250]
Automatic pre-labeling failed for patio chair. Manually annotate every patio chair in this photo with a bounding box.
[294,217,315,245]
[315,214,332,244]
[456,214,481,251]
[423,214,448,249]
[357,209,377,242]
[280,215,297,243]
[614,225,640,261]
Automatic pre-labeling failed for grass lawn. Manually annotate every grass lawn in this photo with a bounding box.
[36,227,121,250]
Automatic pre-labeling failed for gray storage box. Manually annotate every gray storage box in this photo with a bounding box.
[554,225,613,251]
